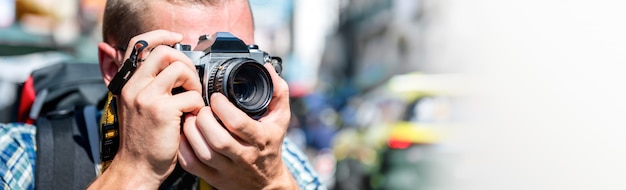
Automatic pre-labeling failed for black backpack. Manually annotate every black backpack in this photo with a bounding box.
[24,62,106,189]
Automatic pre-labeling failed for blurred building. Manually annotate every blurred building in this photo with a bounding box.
[0,0,105,122]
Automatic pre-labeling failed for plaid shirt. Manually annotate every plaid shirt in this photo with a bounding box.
[0,123,36,190]
[0,122,324,190]
[282,137,326,190]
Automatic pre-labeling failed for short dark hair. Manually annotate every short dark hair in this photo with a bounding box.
[102,0,220,51]
[102,0,150,51]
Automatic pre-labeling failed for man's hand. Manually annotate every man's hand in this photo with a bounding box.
[89,30,205,189]
[178,64,298,189]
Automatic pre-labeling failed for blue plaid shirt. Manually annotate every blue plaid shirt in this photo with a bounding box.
[0,123,323,190]
[282,137,325,190]
[0,123,36,190]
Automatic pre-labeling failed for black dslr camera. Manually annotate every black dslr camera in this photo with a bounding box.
[173,32,282,119]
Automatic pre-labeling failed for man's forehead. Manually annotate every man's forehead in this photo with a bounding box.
[146,0,254,45]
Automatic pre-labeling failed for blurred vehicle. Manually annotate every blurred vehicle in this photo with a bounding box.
[370,121,438,190]
[332,72,458,190]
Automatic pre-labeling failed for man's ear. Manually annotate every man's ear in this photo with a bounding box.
[98,42,120,86]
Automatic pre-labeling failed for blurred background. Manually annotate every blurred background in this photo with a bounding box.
[3,0,626,190]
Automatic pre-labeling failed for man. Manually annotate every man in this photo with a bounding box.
[1,0,322,189]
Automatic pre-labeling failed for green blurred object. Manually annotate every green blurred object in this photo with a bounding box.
[0,44,57,56]
[0,23,99,63]
[0,23,58,56]
[372,145,435,190]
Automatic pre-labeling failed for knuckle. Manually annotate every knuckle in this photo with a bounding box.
[183,63,199,79]
[279,81,289,95]
[196,150,213,163]
[152,45,170,52]
[135,94,164,113]
[239,152,257,164]
[134,92,151,106]
[211,140,230,152]
[120,89,134,104]
[257,139,269,151]
[227,119,247,132]
[272,77,289,97]
[150,46,170,59]
[199,106,213,115]
[168,61,187,74]
[183,90,203,103]
[278,78,289,91]
[251,136,270,152]
[231,115,257,130]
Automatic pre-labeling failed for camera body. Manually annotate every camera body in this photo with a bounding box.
[173,32,282,119]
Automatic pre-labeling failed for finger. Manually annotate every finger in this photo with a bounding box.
[123,46,197,98]
[195,106,245,159]
[259,63,291,129]
[131,66,203,119]
[136,45,197,80]
[178,132,218,178]
[142,60,202,96]
[210,93,263,147]
[181,113,232,168]
[123,30,183,60]
[157,90,204,115]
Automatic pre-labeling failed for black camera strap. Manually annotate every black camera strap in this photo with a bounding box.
[108,40,149,95]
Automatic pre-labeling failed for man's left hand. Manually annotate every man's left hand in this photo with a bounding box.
[178,63,297,189]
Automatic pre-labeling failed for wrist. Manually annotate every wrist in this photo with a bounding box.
[264,163,298,190]
[88,155,164,190]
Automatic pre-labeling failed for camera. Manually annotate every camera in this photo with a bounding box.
[173,32,282,119]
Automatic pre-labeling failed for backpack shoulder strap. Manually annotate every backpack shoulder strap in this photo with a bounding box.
[35,106,99,190]
[82,106,101,175]
[34,108,55,188]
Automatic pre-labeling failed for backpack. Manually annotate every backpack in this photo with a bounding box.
[17,62,107,189]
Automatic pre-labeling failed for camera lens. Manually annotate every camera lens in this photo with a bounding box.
[208,58,273,118]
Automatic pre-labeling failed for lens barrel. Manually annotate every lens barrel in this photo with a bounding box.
[207,58,273,118]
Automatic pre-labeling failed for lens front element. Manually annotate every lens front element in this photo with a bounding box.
[209,58,273,118]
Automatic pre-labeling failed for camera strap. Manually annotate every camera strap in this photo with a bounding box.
[108,40,149,95]
[99,92,119,173]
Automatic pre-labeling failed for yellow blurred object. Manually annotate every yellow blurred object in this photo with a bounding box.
[16,0,54,19]
[386,72,465,102]
[15,0,81,44]
[388,122,438,145]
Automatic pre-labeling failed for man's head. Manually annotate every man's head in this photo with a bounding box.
[98,0,255,86]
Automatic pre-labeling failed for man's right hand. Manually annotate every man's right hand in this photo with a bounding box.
[89,30,205,189]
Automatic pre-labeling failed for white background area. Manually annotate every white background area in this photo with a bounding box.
[429,0,626,189]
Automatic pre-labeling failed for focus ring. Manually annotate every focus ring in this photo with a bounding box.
[213,62,227,96]
[206,61,228,97]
